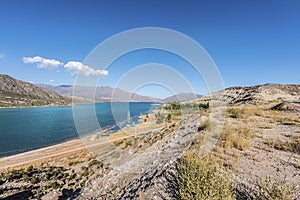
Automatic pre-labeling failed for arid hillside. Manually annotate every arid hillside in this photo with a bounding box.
[0,74,70,107]
[199,83,300,106]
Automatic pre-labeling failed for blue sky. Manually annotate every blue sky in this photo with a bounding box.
[0,0,299,98]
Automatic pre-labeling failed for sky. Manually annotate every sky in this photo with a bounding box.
[0,0,299,98]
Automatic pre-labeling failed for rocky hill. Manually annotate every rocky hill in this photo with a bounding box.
[197,83,300,105]
[0,74,70,107]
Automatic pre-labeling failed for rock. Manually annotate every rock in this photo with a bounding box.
[271,100,300,112]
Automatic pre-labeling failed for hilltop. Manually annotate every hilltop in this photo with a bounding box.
[163,92,202,102]
[0,74,70,107]
[196,83,300,106]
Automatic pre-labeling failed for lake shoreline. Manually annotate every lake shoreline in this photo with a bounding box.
[0,138,84,171]
[0,120,160,171]
[0,136,81,159]
[0,103,159,171]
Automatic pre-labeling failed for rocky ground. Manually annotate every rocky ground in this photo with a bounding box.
[76,103,300,199]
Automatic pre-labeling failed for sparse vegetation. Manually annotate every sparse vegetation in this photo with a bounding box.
[266,137,300,154]
[220,125,253,151]
[250,177,295,200]
[164,101,181,110]
[276,117,299,126]
[164,101,209,112]
[88,159,103,168]
[68,160,82,166]
[0,156,105,199]
[112,139,125,146]
[197,119,211,132]
[260,123,273,129]
[175,151,236,200]
[227,107,245,119]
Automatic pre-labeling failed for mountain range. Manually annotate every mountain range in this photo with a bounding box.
[2,74,298,108]
[0,74,202,107]
[36,84,162,102]
[36,84,202,103]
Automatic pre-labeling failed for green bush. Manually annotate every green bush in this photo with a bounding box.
[30,177,39,184]
[88,159,102,167]
[165,113,172,123]
[47,181,59,189]
[165,102,181,110]
[199,103,209,110]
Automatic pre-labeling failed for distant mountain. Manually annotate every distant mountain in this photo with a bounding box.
[37,84,163,102]
[163,92,202,102]
[0,74,70,107]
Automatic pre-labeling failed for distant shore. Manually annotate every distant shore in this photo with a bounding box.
[0,101,161,109]
[0,103,72,109]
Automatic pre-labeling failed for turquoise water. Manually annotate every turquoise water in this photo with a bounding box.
[0,102,154,157]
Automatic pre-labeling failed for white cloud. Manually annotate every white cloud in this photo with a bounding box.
[50,80,54,83]
[64,61,108,76]
[23,56,63,69]
[22,55,108,76]
[0,53,4,59]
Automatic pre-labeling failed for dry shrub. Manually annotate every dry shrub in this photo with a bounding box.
[220,126,252,151]
[176,152,236,200]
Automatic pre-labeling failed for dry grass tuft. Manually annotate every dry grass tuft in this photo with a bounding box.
[220,125,253,151]
[227,108,245,119]
[267,137,300,154]
[276,117,299,126]
[260,123,273,129]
